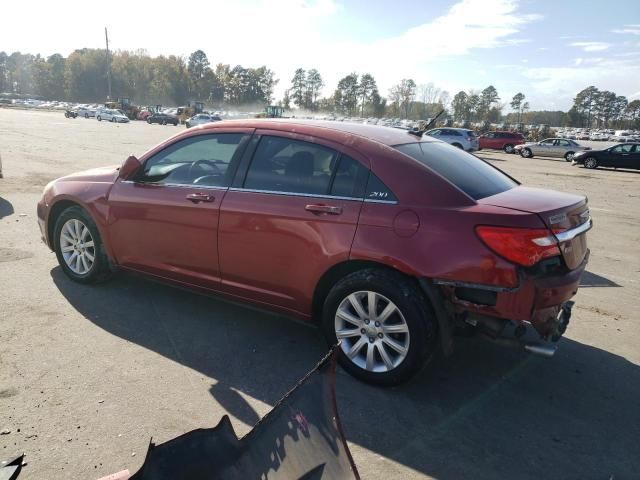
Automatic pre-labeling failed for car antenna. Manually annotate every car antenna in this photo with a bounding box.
[408,109,445,138]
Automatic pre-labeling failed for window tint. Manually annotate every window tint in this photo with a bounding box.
[330,155,368,198]
[557,140,570,147]
[244,136,338,195]
[613,144,633,153]
[541,139,554,145]
[138,133,245,187]
[394,141,516,200]
[366,173,397,202]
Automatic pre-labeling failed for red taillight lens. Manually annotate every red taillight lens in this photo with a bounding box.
[475,225,561,267]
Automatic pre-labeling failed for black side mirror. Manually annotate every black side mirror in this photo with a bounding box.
[118,155,142,180]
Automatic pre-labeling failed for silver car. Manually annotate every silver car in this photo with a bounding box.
[424,128,479,152]
[186,113,222,128]
[515,138,590,162]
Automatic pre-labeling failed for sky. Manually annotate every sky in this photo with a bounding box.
[1,0,639,110]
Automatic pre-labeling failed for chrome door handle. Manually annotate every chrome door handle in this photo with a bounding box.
[305,204,342,215]
[186,193,215,203]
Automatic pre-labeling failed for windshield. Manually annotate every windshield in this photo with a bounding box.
[394,141,517,200]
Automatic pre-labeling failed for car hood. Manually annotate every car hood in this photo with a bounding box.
[58,165,120,183]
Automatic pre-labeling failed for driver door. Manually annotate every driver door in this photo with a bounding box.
[106,129,252,289]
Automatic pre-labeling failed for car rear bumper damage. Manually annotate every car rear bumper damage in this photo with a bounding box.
[435,250,588,357]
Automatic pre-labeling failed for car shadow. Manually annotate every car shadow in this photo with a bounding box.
[0,196,14,219]
[579,270,621,288]
[50,268,640,480]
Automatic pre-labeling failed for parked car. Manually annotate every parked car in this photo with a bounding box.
[186,113,223,128]
[147,112,179,126]
[478,131,525,153]
[572,143,640,170]
[424,128,478,152]
[515,138,590,161]
[37,120,591,385]
[611,130,638,142]
[76,106,96,119]
[96,109,130,123]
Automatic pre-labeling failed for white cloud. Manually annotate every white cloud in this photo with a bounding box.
[523,57,640,109]
[612,24,640,35]
[570,41,611,52]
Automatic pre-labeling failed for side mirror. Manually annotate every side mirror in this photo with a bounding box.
[118,155,142,180]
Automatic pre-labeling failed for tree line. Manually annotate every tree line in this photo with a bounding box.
[2,49,639,128]
[0,49,277,107]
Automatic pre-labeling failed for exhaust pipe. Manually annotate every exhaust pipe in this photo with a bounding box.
[524,344,557,358]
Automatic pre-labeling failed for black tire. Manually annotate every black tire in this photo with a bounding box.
[521,148,532,158]
[503,143,514,154]
[97,116,102,122]
[84,113,89,119]
[147,118,152,124]
[174,121,178,126]
[321,269,438,386]
[111,117,116,123]
[162,120,167,125]
[584,157,598,169]
[564,151,575,162]
[452,143,463,149]
[53,206,112,284]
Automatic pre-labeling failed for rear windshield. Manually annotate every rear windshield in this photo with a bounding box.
[394,141,517,200]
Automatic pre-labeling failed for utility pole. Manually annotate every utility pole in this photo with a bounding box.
[105,27,112,100]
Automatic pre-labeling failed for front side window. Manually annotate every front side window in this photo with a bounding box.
[137,133,246,187]
[612,144,633,153]
[244,136,339,195]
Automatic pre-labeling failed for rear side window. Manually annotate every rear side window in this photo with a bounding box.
[244,136,338,195]
[394,141,516,200]
[330,155,368,198]
[365,173,397,202]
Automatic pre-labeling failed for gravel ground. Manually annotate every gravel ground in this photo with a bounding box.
[1,108,639,479]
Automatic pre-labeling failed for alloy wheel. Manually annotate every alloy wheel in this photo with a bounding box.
[584,157,597,169]
[335,291,410,373]
[59,219,95,275]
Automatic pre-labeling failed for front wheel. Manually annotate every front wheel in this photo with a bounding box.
[322,269,438,386]
[84,113,89,119]
[521,148,532,158]
[147,118,152,124]
[504,144,514,154]
[111,117,116,123]
[584,157,598,169]
[53,206,112,284]
[97,116,102,121]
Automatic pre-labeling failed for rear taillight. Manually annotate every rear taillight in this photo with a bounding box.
[475,226,561,267]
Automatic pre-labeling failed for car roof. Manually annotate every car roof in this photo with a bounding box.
[199,118,428,146]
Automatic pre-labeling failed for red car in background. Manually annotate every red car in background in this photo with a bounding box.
[37,120,591,385]
[479,130,525,153]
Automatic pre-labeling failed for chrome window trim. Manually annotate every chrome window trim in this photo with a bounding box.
[227,187,364,202]
[555,217,592,243]
[120,180,229,191]
[226,187,399,204]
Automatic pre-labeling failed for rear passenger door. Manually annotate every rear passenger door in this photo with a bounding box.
[217,131,369,315]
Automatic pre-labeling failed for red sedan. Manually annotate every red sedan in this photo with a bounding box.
[479,130,525,153]
[37,120,591,385]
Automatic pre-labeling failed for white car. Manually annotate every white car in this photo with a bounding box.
[185,113,222,128]
[76,106,96,118]
[96,109,130,123]
[611,131,638,142]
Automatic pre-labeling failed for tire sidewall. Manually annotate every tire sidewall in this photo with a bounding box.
[565,151,574,161]
[585,157,598,169]
[322,269,438,386]
[521,148,532,158]
[53,206,108,284]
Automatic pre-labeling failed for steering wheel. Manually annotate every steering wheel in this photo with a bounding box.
[188,159,221,183]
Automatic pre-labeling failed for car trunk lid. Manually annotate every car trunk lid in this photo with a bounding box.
[478,186,590,269]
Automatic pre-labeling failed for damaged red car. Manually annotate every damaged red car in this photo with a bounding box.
[37,120,591,385]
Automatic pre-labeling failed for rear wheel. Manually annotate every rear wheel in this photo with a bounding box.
[584,157,598,169]
[322,269,438,386]
[565,151,575,162]
[97,116,102,122]
[53,206,112,284]
[521,148,532,158]
[147,118,152,124]
[84,113,89,119]
[504,143,514,154]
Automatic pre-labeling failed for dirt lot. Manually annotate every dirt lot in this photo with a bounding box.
[1,108,639,479]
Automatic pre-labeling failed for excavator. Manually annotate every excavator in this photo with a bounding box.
[176,101,205,124]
